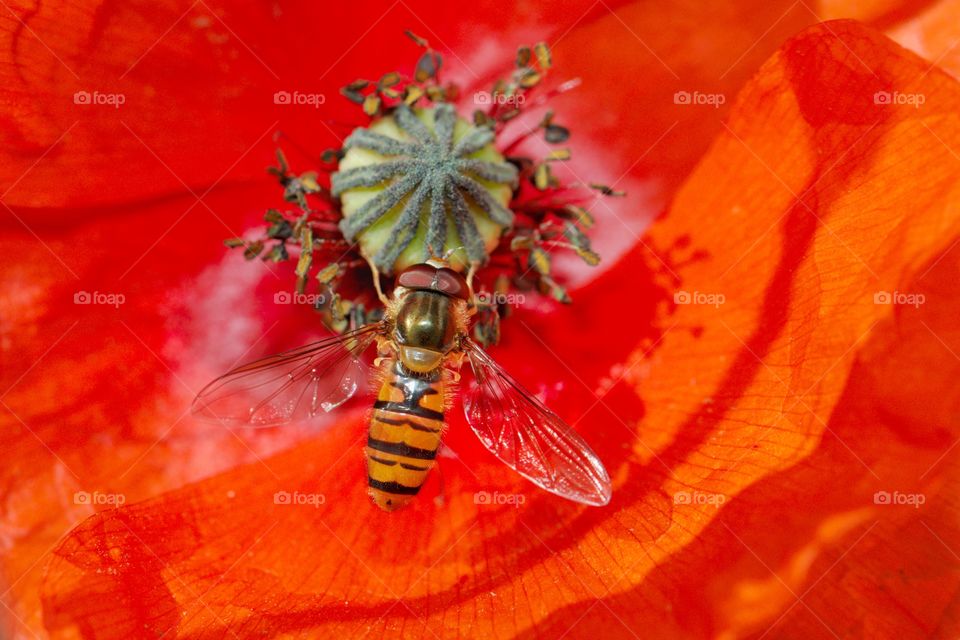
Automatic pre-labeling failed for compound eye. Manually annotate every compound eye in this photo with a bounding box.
[396,264,438,291]
[434,267,470,300]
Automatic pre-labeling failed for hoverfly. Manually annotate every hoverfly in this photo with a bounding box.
[192,260,612,511]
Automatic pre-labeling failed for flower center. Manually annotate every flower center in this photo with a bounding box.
[332,104,518,274]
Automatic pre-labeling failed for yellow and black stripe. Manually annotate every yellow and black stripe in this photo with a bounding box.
[366,359,446,510]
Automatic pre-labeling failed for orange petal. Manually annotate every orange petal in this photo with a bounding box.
[550,1,826,271]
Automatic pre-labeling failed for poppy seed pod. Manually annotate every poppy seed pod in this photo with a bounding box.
[332,103,517,274]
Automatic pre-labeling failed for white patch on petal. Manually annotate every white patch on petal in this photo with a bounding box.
[162,249,265,391]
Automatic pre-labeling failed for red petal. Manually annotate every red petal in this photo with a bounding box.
[31,19,960,638]
[2,0,607,209]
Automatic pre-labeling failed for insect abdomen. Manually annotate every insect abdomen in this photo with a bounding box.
[366,359,445,510]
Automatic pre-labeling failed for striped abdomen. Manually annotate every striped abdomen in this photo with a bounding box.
[367,359,445,510]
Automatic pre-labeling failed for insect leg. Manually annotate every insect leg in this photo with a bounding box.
[364,254,391,305]
[465,262,481,313]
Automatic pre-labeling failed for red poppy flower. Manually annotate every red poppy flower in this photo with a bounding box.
[3,2,960,638]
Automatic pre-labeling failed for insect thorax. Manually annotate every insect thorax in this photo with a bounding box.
[387,288,469,374]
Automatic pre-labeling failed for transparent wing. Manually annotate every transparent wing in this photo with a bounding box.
[462,340,612,506]
[192,324,382,426]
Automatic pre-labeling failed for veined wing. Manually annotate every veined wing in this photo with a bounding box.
[192,323,382,426]
[462,340,612,506]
